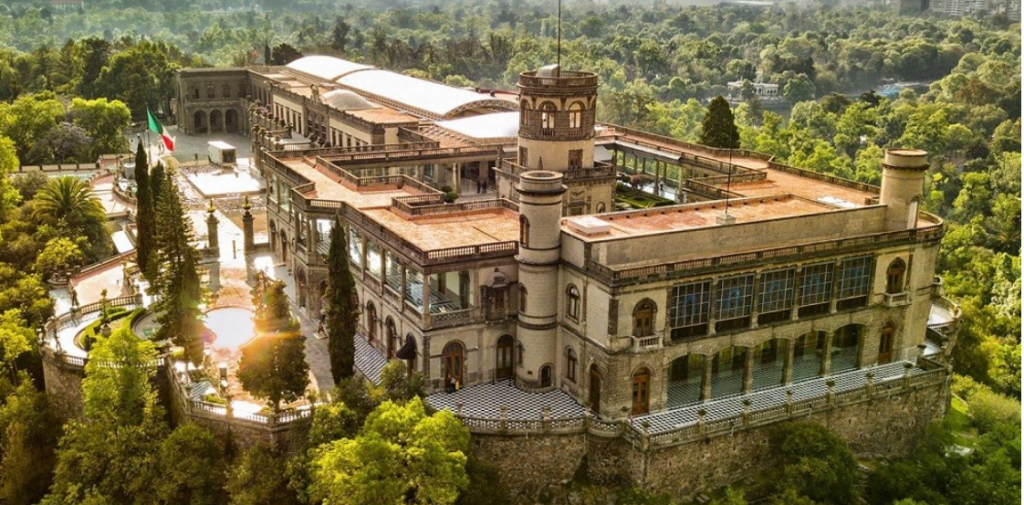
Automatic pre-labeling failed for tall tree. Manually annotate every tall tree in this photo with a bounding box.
[699,96,741,149]
[310,397,470,505]
[134,142,155,280]
[325,217,356,384]
[0,377,60,505]
[238,279,309,413]
[31,175,110,261]
[151,168,203,364]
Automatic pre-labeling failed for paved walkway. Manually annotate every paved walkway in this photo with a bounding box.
[428,380,586,421]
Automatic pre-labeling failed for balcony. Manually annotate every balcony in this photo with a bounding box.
[631,333,664,353]
[883,292,910,307]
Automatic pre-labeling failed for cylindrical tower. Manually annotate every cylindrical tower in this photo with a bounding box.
[879,149,928,231]
[517,65,598,172]
[515,170,565,391]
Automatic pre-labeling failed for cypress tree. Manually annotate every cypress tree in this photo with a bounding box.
[134,142,156,280]
[699,96,741,149]
[325,216,357,384]
[151,168,203,365]
[238,279,309,413]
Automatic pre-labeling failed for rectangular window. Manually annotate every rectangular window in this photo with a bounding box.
[798,263,834,307]
[206,86,215,99]
[568,149,583,170]
[366,242,382,279]
[668,281,711,339]
[519,147,528,166]
[348,228,363,268]
[758,268,795,314]
[222,84,231,98]
[715,275,754,321]
[837,256,873,300]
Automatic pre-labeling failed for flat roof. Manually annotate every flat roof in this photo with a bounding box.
[721,169,876,206]
[347,107,419,125]
[281,158,424,209]
[563,195,834,239]
[208,141,235,150]
[360,207,520,252]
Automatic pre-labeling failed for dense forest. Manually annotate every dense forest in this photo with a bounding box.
[0,2,1020,504]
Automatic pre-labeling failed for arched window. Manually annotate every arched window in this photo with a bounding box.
[519,284,527,313]
[540,365,552,388]
[521,100,531,127]
[568,102,583,128]
[633,300,656,337]
[596,202,606,213]
[386,317,398,358]
[886,259,906,294]
[519,215,530,247]
[565,347,577,382]
[540,102,557,130]
[566,285,581,321]
[631,367,650,415]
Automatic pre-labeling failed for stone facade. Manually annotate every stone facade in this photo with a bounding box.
[469,375,948,504]
[41,350,86,419]
[175,68,249,135]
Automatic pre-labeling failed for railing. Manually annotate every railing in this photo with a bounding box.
[632,333,663,352]
[425,241,518,263]
[519,71,598,89]
[393,196,518,219]
[587,223,944,286]
[883,292,911,307]
[425,308,474,329]
[767,161,880,195]
[683,179,744,200]
[270,141,440,159]
[323,145,500,166]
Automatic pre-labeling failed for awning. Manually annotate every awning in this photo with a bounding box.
[594,145,613,163]
[395,336,417,359]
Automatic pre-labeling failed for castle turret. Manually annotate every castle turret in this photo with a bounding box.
[879,149,928,231]
[516,65,598,173]
[515,170,565,391]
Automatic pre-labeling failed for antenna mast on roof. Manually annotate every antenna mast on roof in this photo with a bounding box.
[557,0,562,71]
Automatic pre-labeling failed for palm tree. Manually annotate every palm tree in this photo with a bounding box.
[33,175,105,227]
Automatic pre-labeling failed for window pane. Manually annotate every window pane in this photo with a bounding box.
[669,281,711,328]
[799,263,834,306]
[837,256,873,300]
[759,268,795,313]
[716,275,754,320]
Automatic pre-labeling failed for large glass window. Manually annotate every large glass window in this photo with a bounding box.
[798,263,834,307]
[758,268,795,325]
[669,281,711,339]
[348,228,363,268]
[385,253,402,292]
[837,256,873,307]
[366,241,382,279]
[716,275,754,320]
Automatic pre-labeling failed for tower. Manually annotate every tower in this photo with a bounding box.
[879,149,928,231]
[513,65,613,215]
[515,170,565,391]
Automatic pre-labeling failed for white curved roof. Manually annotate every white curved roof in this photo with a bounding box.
[436,112,519,140]
[336,69,517,119]
[321,89,376,111]
[286,56,373,81]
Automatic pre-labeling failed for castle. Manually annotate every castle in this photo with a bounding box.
[174,56,957,425]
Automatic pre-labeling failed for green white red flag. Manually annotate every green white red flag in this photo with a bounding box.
[146,108,174,152]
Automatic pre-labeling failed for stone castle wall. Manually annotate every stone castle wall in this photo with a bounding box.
[468,378,948,504]
[41,351,85,419]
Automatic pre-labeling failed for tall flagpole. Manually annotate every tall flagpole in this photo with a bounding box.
[556,0,562,70]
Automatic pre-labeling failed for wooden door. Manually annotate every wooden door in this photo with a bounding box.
[589,367,602,415]
[631,368,650,415]
[634,303,654,337]
[443,342,464,385]
[878,325,895,364]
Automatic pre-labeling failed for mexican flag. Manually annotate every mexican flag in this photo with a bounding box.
[147,108,174,152]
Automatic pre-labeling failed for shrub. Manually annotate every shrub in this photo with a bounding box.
[969,388,1021,434]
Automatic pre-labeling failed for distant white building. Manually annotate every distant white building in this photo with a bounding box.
[727,80,780,100]
[930,0,1020,19]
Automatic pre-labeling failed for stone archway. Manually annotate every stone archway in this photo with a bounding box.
[209,109,223,133]
[225,109,239,133]
[193,110,207,133]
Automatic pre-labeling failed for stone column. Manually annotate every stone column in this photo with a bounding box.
[791,267,803,321]
[241,197,255,256]
[422,274,432,318]
[820,331,834,377]
[701,355,714,402]
[399,264,408,311]
[206,202,220,253]
[783,338,796,385]
[742,346,756,394]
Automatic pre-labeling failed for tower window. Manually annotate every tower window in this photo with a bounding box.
[568,102,583,128]
[540,102,557,130]
[566,285,580,320]
[568,149,583,170]
[519,215,530,247]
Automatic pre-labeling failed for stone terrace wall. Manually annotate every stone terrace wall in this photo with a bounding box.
[468,378,948,504]
[41,350,86,419]
[470,432,588,504]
